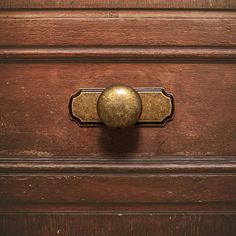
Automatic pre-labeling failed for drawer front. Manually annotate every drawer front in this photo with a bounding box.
[0,0,235,9]
[0,63,235,157]
[0,4,236,235]
[0,11,235,47]
[0,11,235,158]
[1,214,236,236]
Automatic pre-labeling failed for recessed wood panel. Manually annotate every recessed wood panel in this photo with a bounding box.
[0,63,235,158]
[1,214,236,236]
[0,13,235,46]
[0,2,235,235]
[0,0,235,9]
[0,174,236,203]
[0,46,236,63]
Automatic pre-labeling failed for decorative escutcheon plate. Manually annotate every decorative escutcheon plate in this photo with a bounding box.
[69,87,174,127]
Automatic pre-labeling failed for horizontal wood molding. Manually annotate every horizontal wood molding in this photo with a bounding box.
[1,202,236,213]
[0,12,235,47]
[0,46,236,63]
[0,174,236,204]
[0,157,236,174]
[1,10,236,19]
[1,214,236,236]
[0,0,235,9]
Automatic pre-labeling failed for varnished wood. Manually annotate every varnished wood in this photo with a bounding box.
[0,0,235,9]
[0,2,235,235]
[0,174,236,204]
[0,13,235,46]
[1,202,236,213]
[0,214,236,236]
[0,46,236,63]
[0,157,236,174]
[0,63,235,157]
[1,10,236,18]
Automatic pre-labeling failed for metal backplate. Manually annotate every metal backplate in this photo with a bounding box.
[69,87,174,127]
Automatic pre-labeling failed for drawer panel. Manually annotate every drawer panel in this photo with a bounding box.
[1,214,236,236]
[0,11,235,46]
[0,174,236,203]
[0,0,235,9]
[0,63,235,158]
[0,5,235,236]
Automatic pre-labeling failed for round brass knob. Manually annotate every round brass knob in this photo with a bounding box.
[97,84,142,128]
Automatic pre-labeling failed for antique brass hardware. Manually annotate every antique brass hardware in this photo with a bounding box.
[97,85,142,128]
[69,85,174,127]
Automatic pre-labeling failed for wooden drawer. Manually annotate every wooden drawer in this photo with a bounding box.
[0,1,236,235]
[0,63,235,157]
[1,214,236,236]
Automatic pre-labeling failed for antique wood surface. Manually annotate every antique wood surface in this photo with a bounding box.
[0,174,236,204]
[0,214,236,236]
[0,0,235,9]
[0,2,236,235]
[0,11,235,47]
[1,157,236,173]
[0,63,235,158]
[0,46,236,63]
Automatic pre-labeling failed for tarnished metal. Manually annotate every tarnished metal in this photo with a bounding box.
[69,85,174,127]
[97,85,142,128]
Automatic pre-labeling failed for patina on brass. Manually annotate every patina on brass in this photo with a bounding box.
[69,85,174,127]
[97,85,142,128]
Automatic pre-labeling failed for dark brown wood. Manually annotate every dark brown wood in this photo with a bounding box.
[0,46,236,63]
[0,174,236,204]
[0,2,236,235]
[1,157,236,173]
[0,214,236,236]
[1,202,236,213]
[0,63,235,158]
[0,0,235,9]
[0,11,235,46]
[1,10,235,18]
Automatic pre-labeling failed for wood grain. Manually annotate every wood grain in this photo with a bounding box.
[0,14,235,46]
[1,214,236,236]
[0,0,235,9]
[0,174,236,203]
[1,10,236,19]
[0,63,235,158]
[1,202,236,213]
[1,157,236,173]
[0,2,235,235]
[0,46,236,63]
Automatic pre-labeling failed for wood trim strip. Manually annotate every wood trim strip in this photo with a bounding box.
[0,174,235,203]
[0,157,236,173]
[0,18,235,47]
[0,47,236,63]
[0,0,235,9]
[1,214,235,236]
[1,202,236,213]
[1,10,236,19]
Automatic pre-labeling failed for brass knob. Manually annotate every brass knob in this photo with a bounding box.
[97,85,142,128]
